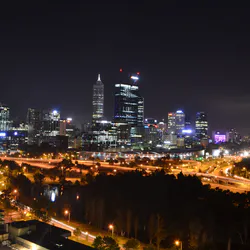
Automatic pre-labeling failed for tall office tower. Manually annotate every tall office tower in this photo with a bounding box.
[137,96,144,126]
[175,110,185,134]
[185,114,192,130]
[195,112,208,140]
[228,128,241,143]
[42,109,60,136]
[92,74,104,124]
[0,104,10,131]
[168,112,176,134]
[114,73,144,144]
[114,76,144,126]
[26,108,41,145]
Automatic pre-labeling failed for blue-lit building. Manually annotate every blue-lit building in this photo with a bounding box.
[114,73,144,145]
[175,110,185,135]
[114,84,144,126]
[0,129,28,152]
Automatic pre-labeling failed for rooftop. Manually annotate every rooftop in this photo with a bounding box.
[10,220,70,238]
[11,220,94,250]
[21,233,94,250]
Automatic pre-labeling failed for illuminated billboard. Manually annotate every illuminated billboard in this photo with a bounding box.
[214,134,226,143]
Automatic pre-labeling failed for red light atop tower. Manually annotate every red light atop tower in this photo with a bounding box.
[119,68,123,72]
[136,72,140,75]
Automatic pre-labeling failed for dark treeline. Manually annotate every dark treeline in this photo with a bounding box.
[231,158,250,179]
[57,171,250,250]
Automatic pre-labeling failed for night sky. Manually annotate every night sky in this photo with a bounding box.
[1,2,250,134]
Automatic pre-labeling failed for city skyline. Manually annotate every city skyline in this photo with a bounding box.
[1,2,250,133]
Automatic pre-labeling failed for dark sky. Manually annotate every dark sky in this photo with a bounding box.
[1,1,250,134]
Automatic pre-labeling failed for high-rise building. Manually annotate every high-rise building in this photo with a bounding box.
[228,128,241,143]
[185,114,192,130]
[59,119,67,136]
[167,112,176,134]
[0,104,10,131]
[92,74,104,123]
[114,81,144,126]
[195,112,208,140]
[175,110,185,134]
[26,108,41,145]
[114,73,144,145]
[42,109,60,136]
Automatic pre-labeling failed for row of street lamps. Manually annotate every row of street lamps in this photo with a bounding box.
[10,190,181,249]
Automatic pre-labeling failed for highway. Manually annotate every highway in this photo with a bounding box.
[1,156,250,192]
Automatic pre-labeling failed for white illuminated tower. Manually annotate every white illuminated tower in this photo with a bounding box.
[92,74,104,123]
[0,104,10,131]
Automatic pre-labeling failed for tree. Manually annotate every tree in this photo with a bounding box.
[123,239,140,250]
[155,214,167,250]
[109,158,114,165]
[148,214,156,244]
[92,236,120,250]
[74,228,81,239]
[134,217,139,239]
[58,175,66,185]
[33,172,45,185]
[49,175,57,182]
[126,209,132,238]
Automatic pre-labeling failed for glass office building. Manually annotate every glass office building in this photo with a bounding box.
[92,74,104,123]
[195,112,208,140]
[114,83,144,127]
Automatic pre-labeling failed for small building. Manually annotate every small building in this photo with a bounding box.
[9,220,93,250]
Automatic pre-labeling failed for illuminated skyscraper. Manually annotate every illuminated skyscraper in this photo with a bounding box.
[167,112,176,134]
[0,104,10,131]
[175,110,185,134]
[26,108,41,144]
[114,73,144,144]
[42,109,60,136]
[195,112,208,140]
[114,82,144,126]
[92,74,104,123]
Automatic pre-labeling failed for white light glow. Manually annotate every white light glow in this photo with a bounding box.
[51,191,56,202]
[130,76,139,80]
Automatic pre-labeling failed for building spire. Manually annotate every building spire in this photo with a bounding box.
[97,73,101,81]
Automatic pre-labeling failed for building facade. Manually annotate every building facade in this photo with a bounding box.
[114,83,143,126]
[175,110,185,134]
[42,109,60,137]
[167,112,176,134]
[0,104,11,131]
[26,108,41,145]
[92,74,104,123]
[195,112,208,140]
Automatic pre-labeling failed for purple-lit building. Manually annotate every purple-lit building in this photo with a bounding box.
[213,131,227,143]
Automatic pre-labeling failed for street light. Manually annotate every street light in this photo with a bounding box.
[175,240,182,250]
[13,189,18,201]
[109,224,114,237]
[64,210,71,223]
